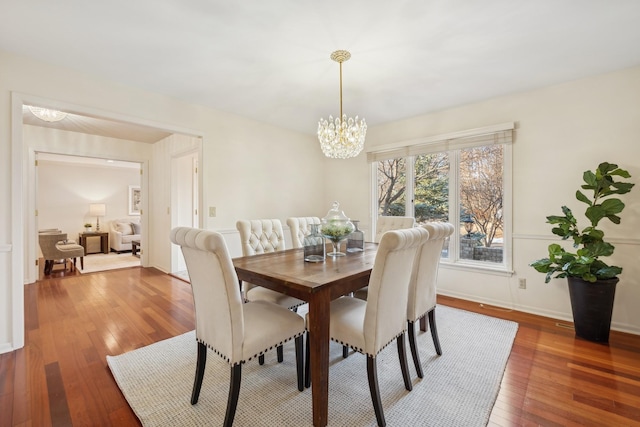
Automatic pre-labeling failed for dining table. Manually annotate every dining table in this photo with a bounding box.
[232,241,378,427]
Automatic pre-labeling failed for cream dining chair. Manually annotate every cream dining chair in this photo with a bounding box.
[352,215,415,305]
[374,215,415,243]
[407,222,455,378]
[286,216,321,248]
[236,219,306,363]
[305,227,429,427]
[170,227,305,427]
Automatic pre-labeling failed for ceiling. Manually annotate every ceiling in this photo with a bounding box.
[4,1,640,141]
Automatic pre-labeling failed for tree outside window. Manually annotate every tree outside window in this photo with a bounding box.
[376,144,505,265]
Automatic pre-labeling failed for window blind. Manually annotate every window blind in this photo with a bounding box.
[367,122,514,163]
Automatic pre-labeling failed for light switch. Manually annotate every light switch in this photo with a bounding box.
[209,206,216,217]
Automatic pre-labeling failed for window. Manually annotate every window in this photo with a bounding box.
[369,124,513,271]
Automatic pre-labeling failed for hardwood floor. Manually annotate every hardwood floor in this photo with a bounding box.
[1,268,639,426]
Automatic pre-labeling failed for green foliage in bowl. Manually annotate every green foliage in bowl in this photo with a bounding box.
[322,222,354,240]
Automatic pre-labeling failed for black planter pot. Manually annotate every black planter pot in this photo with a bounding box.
[567,276,619,343]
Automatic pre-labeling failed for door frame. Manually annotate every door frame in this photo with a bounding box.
[10,91,203,351]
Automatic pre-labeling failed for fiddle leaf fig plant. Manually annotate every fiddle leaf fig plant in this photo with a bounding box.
[530,162,634,283]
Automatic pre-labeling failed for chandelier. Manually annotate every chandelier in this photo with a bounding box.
[28,106,68,122]
[318,50,367,159]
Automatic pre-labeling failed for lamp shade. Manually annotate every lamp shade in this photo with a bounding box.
[89,203,106,216]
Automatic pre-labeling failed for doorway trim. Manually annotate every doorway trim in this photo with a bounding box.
[10,91,204,352]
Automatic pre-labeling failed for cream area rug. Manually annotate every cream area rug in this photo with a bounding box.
[107,306,517,426]
[80,252,140,273]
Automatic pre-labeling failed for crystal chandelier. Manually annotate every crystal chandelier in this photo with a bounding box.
[318,50,367,159]
[28,106,68,122]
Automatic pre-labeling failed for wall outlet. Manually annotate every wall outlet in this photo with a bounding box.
[518,278,526,289]
[209,206,216,217]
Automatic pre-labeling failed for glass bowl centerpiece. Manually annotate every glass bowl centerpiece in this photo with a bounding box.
[321,201,355,257]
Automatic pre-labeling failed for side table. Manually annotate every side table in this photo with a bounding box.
[131,239,140,258]
[79,231,109,255]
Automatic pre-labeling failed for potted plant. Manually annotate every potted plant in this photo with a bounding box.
[84,223,93,232]
[530,162,635,342]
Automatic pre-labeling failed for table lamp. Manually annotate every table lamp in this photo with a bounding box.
[89,203,106,231]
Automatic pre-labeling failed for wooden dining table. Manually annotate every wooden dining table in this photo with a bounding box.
[232,242,378,427]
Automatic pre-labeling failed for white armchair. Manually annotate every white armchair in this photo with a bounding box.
[109,218,141,253]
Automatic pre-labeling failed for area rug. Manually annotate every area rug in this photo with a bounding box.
[80,253,140,273]
[107,305,518,426]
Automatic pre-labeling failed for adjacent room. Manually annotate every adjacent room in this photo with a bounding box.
[1,1,640,426]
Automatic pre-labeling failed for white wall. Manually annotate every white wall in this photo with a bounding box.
[326,65,640,334]
[37,157,140,252]
[1,49,324,353]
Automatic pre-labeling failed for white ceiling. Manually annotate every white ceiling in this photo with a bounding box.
[4,0,640,140]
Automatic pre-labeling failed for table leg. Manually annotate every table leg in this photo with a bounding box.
[308,291,331,427]
[102,234,109,254]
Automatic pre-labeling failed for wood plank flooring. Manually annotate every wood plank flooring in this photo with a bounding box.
[1,267,639,426]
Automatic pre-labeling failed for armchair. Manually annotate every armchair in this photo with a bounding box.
[38,232,85,275]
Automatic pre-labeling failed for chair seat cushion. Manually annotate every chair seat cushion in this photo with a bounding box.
[242,300,305,363]
[56,243,84,257]
[246,287,306,310]
[306,296,368,353]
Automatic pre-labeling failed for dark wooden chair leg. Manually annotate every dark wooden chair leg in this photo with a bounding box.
[80,256,84,270]
[191,342,207,404]
[259,354,265,365]
[73,257,77,271]
[277,345,284,363]
[397,334,413,391]
[420,315,428,332]
[304,332,311,388]
[295,335,304,391]
[343,345,349,358]
[224,364,242,427]
[407,321,424,378]
[367,356,386,427]
[428,308,442,356]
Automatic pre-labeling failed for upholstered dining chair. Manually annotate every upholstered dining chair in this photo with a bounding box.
[305,227,429,427]
[407,222,455,378]
[352,215,416,307]
[374,215,415,243]
[38,232,85,275]
[170,227,305,427]
[286,216,321,248]
[236,219,306,363]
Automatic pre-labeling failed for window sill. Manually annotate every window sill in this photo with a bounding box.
[439,260,514,277]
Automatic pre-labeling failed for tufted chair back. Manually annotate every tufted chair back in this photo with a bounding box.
[286,216,321,248]
[236,219,285,255]
[363,227,429,355]
[236,219,286,296]
[374,216,415,243]
[171,227,245,364]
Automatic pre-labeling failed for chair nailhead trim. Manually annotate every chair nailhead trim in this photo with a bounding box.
[328,330,406,358]
[196,331,304,367]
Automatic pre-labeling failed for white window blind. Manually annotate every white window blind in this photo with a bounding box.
[367,122,514,163]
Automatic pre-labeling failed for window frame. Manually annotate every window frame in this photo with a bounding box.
[369,123,514,274]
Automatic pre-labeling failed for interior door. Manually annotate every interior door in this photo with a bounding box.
[171,151,198,274]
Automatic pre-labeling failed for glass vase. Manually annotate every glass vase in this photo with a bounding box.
[322,201,355,257]
[346,220,364,253]
[304,223,326,262]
